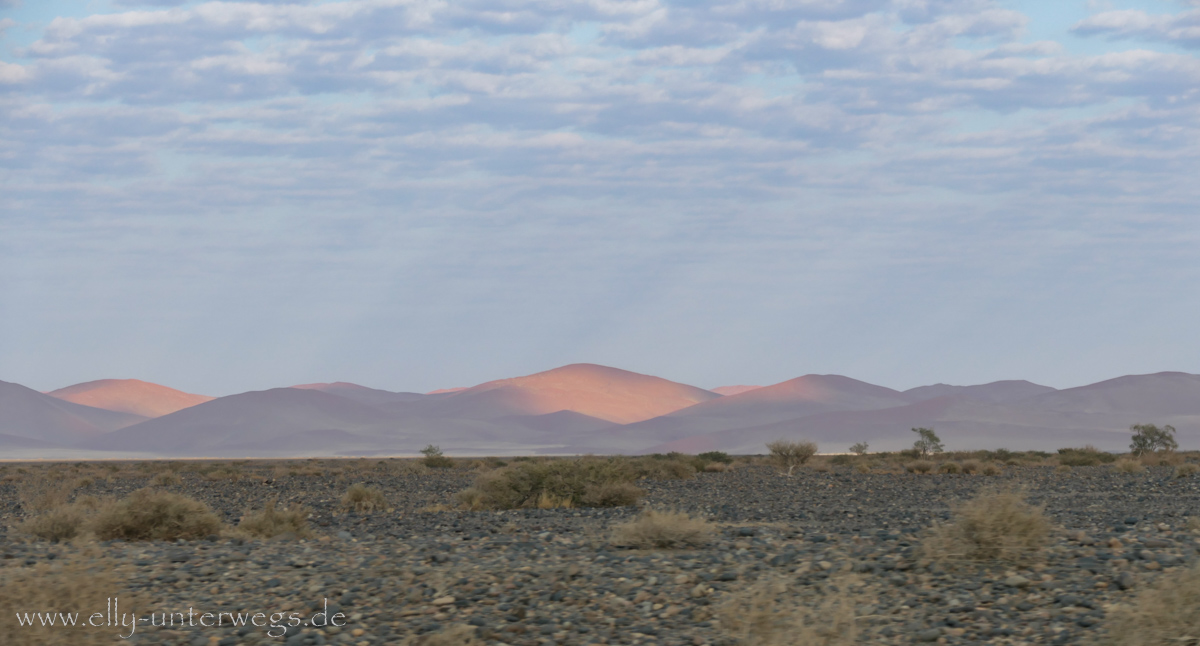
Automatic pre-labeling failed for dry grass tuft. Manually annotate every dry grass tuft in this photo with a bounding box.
[150,471,182,486]
[906,460,934,474]
[938,462,961,474]
[611,509,713,549]
[16,505,90,542]
[1104,563,1200,645]
[90,488,223,541]
[1114,459,1145,474]
[1174,463,1198,479]
[341,483,387,513]
[401,624,484,646]
[959,460,981,474]
[17,480,77,514]
[704,462,730,473]
[980,463,1001,476]
[238,496,313,539]
[922,488,1050,564]
[0,551,142,646]
[717,576,861,646]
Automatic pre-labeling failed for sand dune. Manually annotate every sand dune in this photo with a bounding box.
[291,382,429,407]
[0,380,147,445]
[420,364,719,424]
[711,385,761,396]
[49,379,213,418]
[902,380,1056,404]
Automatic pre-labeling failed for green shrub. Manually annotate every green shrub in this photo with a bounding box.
[455,458,643,510]
[1130,424,1179,456]
[938,462,961,474]
[1057,446,1117,466]
[697,451,733,464]
[420,445,456,469]
[90,489,223,541]
[633,456,696,480]
[849,442,869,456]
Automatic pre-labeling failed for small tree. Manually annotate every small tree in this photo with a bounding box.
[1130,424,1178,456]
[420,444,455,469]
[849,442,869,456]
[912,427,944,458]
[766,440,817,476]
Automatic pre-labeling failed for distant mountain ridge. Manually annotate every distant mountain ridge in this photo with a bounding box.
[1,368,1197,458]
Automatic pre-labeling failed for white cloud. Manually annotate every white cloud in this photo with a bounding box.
[1073,8,1200,48]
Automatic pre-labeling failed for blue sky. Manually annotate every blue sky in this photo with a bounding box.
[2,0,1199,396]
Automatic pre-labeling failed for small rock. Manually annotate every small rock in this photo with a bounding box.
[1005,575,1031,588]
[432,596,455,605]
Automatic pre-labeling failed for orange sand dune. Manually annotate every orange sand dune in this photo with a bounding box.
[49,379,213,418]
[427,387,468,395]
[452,364,719,424]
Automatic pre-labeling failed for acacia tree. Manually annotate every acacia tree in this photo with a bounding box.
[1129,424,1178,456]
[766,440,818,476]
[912,427,944,458]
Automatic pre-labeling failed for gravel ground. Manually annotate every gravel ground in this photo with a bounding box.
[2,462,1199,645]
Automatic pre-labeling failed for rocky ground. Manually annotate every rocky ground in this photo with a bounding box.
[2,461,1199,645]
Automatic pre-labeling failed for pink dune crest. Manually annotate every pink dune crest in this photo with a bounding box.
[48,379,214,419]
[456,363,718,424]
[711,385,762,396]
[427,387,468,395]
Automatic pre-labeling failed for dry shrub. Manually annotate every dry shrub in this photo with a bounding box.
[705,462,730,473]
[18,480,76,514]
[238,496,313,539]
[634,456,696,480]
[611,509,712,549]
[980,463,1001,476]
[341,484,387,513]
[718,576,860,646]
[402,624,483,646]
[959,460,981,474]
[922,488,1050,564]
[1104,563,1200,645]
[199,465,242,482]
[1140,451,1184,467]
[0,551,142,646]
[938,462,961,474]
[90,488,223,541]
[1055,464,1072,474]
[455,458,643,510]
[766,440,818,476]
[852,462,872,474]
[1173,463,1198,479]
[906,461,934,474]
[17,505,90,542]
[1114,459,1145,474]
[150,472,182,486]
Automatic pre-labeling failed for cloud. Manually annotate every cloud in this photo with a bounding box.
[1073,8,1200,48]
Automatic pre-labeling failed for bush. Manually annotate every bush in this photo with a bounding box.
[634,456,696,480]
[90,488,223,541]
[1104,563,1200,645]
[704,462,730,473]
[922,488,1050,564]
[766,440,818,476]
[849,442,869,456]
[959,460,981,474]
[980,463,1001,476]
[342,484,387,513]
[697,451,733,464]
[1057,446,1117,466]
[150,472,182,486]
[238,496,313,539]
[1130,424,1178,457]
[17,505,89,542]
[906,460,934,474]
[1114,458,1145,474]
[421,445,456,469]
[17,480,76,514]
[1175,463,1199,479]
[938,462,961,474]
[455,458,643,510]
[612,509,713,549]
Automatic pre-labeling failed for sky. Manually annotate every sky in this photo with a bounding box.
[1,0,1199,397]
